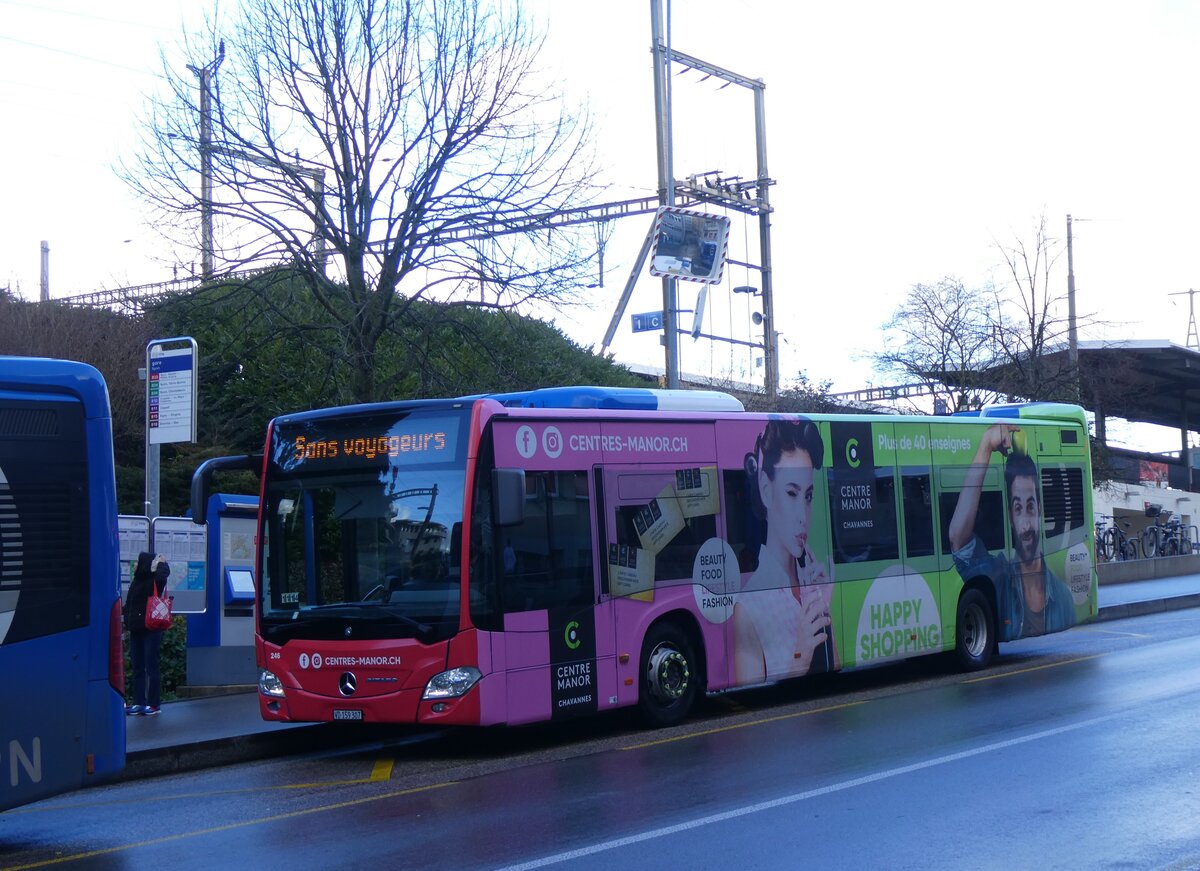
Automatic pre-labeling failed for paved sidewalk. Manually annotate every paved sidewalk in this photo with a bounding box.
[122,691,331,781]
[1093,574,1200,617]
[122,573,1200,781]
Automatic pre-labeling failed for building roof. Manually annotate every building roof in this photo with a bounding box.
[1054,339,1200,433]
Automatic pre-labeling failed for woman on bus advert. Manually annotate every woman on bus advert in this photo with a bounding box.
[734,417,838,683]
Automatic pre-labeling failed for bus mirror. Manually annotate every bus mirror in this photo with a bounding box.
[492,468,526,527]
[190,454,262,525]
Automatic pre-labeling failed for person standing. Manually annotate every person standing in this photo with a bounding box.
[124,552,171,715]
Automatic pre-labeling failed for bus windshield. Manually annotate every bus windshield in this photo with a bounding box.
[259,407,469,644]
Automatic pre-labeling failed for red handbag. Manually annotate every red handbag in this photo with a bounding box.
[144,582,173,631]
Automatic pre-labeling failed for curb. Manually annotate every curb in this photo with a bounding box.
[1093,593,1200,624]
[121,723,362,782]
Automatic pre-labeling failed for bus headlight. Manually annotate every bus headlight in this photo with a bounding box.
[259,669,286,698]
[423,666,482,699]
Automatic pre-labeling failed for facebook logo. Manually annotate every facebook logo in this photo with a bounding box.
[515,425,537,459]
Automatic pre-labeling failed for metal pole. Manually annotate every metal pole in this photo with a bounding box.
[601,225,656,354]
[1066,214,1079,397]
[39,241,49,302]
[198,66,214,282]
[311,168,326,275]
[1170,288,1199,350]
[754,82,777,405]
[651,0,679,388]
[189,45,223,283]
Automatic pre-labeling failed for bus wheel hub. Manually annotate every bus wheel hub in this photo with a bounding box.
[647,647,689,702]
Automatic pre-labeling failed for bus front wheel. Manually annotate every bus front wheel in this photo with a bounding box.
[954,588,995,671]
[638,621,699,728]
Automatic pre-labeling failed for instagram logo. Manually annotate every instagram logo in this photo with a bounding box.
[542,426,563,459]
[515,425,537,458]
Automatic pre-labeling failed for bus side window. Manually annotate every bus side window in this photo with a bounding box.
[606,469,718,588]
[939,489,1006,554]
[901,468,935,558]
[722,468,759,573]
[873,472,900,562]
[828,468,899,564]
[618,500,715,584]
[1041,465,1085,544]
[502,471,593,613]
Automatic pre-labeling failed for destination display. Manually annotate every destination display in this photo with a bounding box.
[271,411,466,473]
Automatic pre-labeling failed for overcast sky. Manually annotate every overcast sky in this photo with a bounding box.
[4,0,1200,448]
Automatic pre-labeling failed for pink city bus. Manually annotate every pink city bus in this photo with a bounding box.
[191,386,1097,728]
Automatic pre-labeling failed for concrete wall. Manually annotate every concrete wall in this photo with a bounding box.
[1098,553,1200,585]
[1095,479,1196,534]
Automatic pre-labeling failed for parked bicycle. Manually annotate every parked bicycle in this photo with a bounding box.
[1182,522,1197,555]
[1101,517,1141,561]
[1095,514,1111,562]
[1142,517,1170,557]
[1142,515,1198,557]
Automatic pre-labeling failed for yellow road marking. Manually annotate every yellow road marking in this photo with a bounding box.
[2,781,457,870]
[4,773,392,816]
[621,700,867,751]
[370,757,395,781]
[961,653,1103,683]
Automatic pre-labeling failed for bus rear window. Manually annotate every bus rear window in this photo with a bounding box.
[0,397,89,643]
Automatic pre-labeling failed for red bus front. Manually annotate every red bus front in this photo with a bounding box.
[254,400,487,725]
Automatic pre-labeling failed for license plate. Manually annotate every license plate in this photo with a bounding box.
[332,709,363,721]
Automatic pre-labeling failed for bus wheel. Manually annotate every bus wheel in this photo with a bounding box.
[638,621,699,728]
[954,588,995,671]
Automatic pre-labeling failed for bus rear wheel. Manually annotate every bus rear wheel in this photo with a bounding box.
[954,588,995,671]
[638,621,699,728]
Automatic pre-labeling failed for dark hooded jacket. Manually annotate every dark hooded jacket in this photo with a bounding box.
[125,557,171,633]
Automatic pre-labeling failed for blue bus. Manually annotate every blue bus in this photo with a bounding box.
[0,357,125,812]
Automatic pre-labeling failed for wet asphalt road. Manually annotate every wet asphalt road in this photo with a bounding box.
[3,607,1200,870]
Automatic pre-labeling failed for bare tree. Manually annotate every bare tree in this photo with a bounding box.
[988,212,1079,401]
[0,296,151,464]
[125,0,597,403]
[873,277,1000,412]
[875,213,1099,407]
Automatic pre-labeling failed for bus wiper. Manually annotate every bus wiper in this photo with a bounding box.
[284,604,435,640]
[335,498,363,521]
[372,607,435,639]
[263,618,335,642]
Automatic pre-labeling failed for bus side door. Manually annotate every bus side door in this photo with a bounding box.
[599,460,728,702]
[894,422,943,656]
[497,468,606,725]
[932,420,1008,641]
[827,421,941,668]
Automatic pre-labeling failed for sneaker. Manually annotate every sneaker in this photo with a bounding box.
[141,706,161,716]
[125,704,144,716]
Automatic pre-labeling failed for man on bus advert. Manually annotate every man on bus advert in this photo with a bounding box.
[947,422,1075,640]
